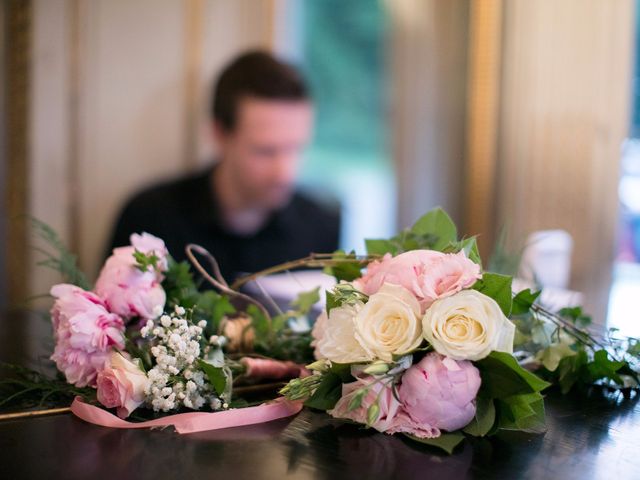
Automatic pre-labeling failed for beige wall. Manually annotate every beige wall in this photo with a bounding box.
[495,0,634,317]
[29,0,273,297]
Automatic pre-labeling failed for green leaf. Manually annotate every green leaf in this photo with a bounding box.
[404,432,465,454]
[540,343,576,372]
[463,396,495,437]
[496,392,546,433]
[304,372,343,410]
[365,239,398,256]
[477,351,550,398]
[585,349,625,384]
[473,272,513,316]
[458,237,482,265]
[132,249,160,272]
[291,287,320,315]
[198,359,228,396]
[410,207,458,250]
[557,349,588,394]
[323,250,364,282]
[511,289,541,315]
[558,306,592,327]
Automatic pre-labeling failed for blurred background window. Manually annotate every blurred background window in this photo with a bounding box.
[276,0,396,253]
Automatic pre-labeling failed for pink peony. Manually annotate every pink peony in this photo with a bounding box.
[399,352,481,432]
[95,232,168,320]
[50,284,125,387]
[328,373,439,439]
[96,351,150,418]
[355,250,481,311]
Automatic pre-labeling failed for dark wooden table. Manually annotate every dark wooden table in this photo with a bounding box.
[1,311,639,480]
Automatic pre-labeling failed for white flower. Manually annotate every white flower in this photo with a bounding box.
[313,302,372,364]
[353,283,424,362]
[422,289,516,361]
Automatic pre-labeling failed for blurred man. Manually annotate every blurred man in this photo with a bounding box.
[108,51,340,281]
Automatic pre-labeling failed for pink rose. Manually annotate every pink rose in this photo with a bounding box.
[355,250,481,311]
[96,351,150,418]
[50,284,125,387]
[399,352,481,432]
[328,374,439,439]
[95,232,168,320]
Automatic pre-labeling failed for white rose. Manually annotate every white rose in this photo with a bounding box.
[313,302,372,364]
[353,283,423,362]
[422,289,515,361]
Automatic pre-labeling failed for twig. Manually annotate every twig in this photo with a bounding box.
[0,407,71,421]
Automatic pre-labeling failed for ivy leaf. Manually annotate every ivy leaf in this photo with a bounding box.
[512,289,541,315]
[540,343,576,372]
[558,306,592,327]
[585,349,625,384]
[198,359,228,396]
[463,396,495,437]
[477,351,550,398]
[410,207,458,250]
[473,273,513,316]
[323,250,363,282]
[291,287,320,315]
[404,432,465,454]
[557,349,588,394]
[496,392,546,433]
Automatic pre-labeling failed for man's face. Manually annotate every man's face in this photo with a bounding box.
[214,97,313,209]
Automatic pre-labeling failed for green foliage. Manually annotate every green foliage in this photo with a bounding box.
[303,372,344,410]
[495,392,546,433]
[462,395,496,437]
[558,306,592,328]
[325,283,368,314]
[162,258,236,333]
[290,287,320,315]
[473,273,513,316]
[511,289,541,316]
[323,250,363,282]
[461,352,550,438]
[198,359,228,397]
[30,217,91,290]
[132,249,161,272]
[0,363,96,410]
[404,432,465,455]
[476,351,550,398]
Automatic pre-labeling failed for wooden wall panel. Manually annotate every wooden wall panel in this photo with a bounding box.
[496,0,634,317]
[25,0,275,299]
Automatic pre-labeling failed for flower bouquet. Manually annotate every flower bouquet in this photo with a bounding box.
[280,208,640,453]
[3,208,639,449]
[2,225,317,431]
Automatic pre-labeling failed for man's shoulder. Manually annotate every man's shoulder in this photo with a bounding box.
[287,190,341,227]
[123,168,211,213]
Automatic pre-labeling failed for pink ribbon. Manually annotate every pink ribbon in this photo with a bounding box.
[70,396,303,434]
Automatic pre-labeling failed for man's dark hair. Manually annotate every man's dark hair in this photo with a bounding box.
[211,50,310,131]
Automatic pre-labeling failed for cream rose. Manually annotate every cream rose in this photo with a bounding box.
[422,289,515,361]
[313,302,372,364]
[354,283,423,362]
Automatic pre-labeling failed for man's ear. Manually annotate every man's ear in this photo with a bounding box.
[211,120,231,148]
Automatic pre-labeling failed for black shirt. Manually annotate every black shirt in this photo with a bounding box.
[108,166,341,282]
